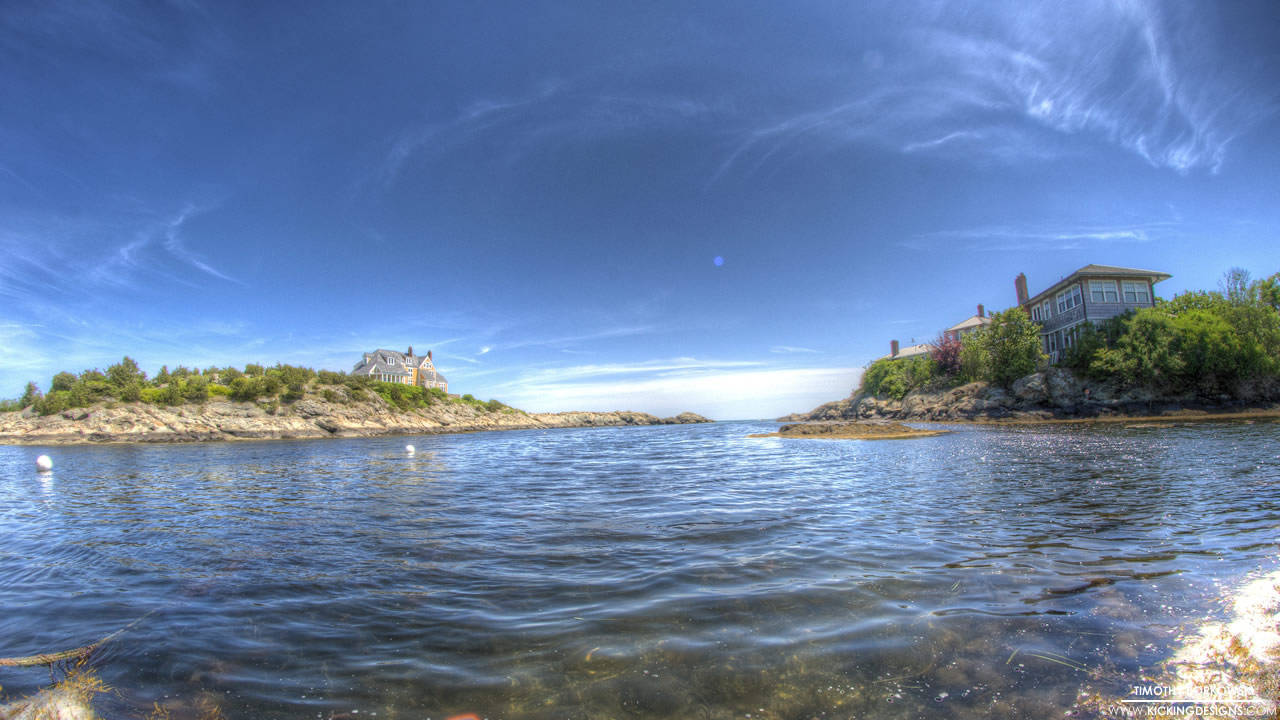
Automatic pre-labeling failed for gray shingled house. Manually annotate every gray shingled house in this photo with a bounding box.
[1015,264,1171,363]
[352,347,448,391]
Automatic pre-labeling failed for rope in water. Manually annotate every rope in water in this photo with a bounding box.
[0,611,155,667]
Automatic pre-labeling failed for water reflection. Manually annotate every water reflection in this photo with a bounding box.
[0,421,1277,719]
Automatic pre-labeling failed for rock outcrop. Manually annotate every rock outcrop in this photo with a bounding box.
[784,368,1280,422]
[0,395,712,445]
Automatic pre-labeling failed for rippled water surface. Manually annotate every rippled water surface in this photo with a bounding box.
[2,420,1278,719]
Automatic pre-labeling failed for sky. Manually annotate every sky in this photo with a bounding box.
[2,1,1279,420]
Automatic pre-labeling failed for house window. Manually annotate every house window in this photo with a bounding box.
[1122,280,1150,304]
[1042,300,1051,320]
[1090,280,1119,303]
[1056,285,1081,314]
[1031,306,1040,322]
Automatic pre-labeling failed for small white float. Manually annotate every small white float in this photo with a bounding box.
[405,444,415,454]
[35,454,53,472]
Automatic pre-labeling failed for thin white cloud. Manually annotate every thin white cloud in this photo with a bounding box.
[84,203,242,289]
[490,365,862,420]
[903,221,1168,252]
[770,345,819,354]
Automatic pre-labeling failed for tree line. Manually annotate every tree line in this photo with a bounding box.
[2,361,510,416]
[859,267,1280,401]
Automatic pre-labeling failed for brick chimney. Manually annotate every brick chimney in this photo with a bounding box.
[890,340,899,357]
[1015,273,1029,305]
[977,303,985,318]
[407,345,414,357]
[427,350,433,362]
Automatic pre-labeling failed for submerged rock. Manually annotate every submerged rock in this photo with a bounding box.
[0,676,103,720]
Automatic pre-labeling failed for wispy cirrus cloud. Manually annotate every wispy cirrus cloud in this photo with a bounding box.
[902,221,1173,252]
[371,80,721,189]
[90,203,242,288]
[770,345,819,354]
[717,0,1275,176]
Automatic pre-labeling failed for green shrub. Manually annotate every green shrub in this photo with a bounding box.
[374,381,429,411]
[51,372,77,392]
[183,376,209,402]
[322,388,338,403]
[160,383,185,406]
[140,387,165,404]
[208,383,230,397]
[858,359,893,396]
[228,376,261,402]
[858,356,936,400]
[35,390,72,416]
[317,370,346,386]
[0,398,23,412]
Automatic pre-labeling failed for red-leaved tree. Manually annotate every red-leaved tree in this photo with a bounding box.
[931,334,963,376]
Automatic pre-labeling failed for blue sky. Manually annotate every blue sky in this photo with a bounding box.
[2,1,1278,419]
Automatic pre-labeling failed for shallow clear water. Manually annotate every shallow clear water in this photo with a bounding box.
[1,420,1278,719]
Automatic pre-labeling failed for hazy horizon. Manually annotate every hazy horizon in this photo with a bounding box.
[3,1,1278,419]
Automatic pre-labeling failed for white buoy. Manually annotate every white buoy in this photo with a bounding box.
[35,454,53,472]
[405,444,415,454]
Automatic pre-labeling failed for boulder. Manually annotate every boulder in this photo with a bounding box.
[1011,373,1049,404]
[1044,367,1083,408]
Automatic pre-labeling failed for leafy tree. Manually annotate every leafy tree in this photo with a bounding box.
[930,335,963,376]
[20,381,42,407]
[981,308,1045,386]
[106,356,147,392]
[1093,309,1182,388]
[1255,272,1280,313]
[957,308,1044,387]
[1220,267,1254,305]
[51,372,77,392]
[154,365,171,385]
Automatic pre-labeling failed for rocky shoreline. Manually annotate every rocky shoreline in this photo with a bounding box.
[784,367,1280,423]
[0,396,711,445]
[750,421,947,440]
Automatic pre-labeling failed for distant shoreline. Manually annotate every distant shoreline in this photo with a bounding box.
[0,397,711,447]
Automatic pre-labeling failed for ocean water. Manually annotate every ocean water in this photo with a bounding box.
[1,420,1278,719]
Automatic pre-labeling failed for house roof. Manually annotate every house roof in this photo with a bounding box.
[881,343,931,361]
[419,368,448,385]
[946,314,992,332]
[352,348,446,383]
[1024,264,1171,306]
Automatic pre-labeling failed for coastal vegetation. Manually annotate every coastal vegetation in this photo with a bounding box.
[1,360,512,417]
[858,268,1280,402]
